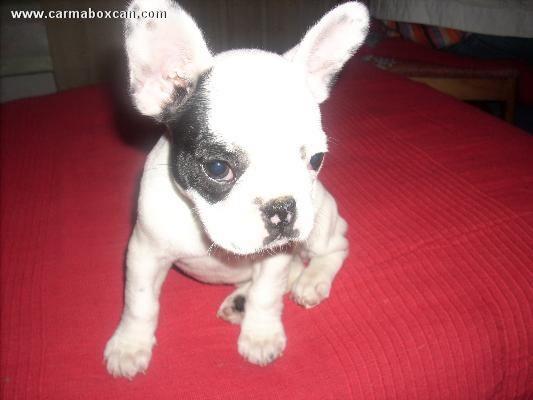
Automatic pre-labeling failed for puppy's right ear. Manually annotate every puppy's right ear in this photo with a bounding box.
[125,0,212,119]
[283,2,369,103]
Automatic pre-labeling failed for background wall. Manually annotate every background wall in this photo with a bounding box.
[1,0,346,101]
[1,1,56,102]
[41,0,343,91]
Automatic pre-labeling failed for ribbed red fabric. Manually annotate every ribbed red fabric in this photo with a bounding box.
[1,60,531,399]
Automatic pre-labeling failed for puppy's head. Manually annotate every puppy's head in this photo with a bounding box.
[125,0,368,255]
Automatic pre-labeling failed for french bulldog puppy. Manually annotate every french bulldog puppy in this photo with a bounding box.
[105,0,368,378]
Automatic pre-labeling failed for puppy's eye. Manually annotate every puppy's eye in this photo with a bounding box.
[204,160,234,181]
[308,152,324,171]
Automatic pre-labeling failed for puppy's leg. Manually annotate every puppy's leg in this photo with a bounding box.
[292,190,349,308]
[286,252,305,292]
[218,252,304,325]
[217,281,252,325]
[104,225,172,379]
[238,252,292,366]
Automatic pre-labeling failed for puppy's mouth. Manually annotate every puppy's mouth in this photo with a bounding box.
[263,229,300,247]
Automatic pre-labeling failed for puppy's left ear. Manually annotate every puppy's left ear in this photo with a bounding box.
[284,2,369,103]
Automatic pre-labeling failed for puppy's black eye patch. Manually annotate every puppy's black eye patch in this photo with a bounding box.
[309,152,324,171]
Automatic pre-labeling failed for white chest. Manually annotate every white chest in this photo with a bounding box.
[175,254,253,284]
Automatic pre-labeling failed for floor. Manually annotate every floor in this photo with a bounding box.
[515,104,533,134]
[470,101,533,134]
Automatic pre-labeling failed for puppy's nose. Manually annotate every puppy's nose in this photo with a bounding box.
[261,196,297,236]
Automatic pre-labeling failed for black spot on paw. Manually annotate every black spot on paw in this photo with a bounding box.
[232,295,246,312]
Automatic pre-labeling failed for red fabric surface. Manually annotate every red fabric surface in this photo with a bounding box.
[1,60,532,399]
[358,36,533,104]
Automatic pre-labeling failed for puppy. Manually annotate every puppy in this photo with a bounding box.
[105,0,369,378]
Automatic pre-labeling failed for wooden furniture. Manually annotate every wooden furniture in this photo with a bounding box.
[364,56,519,122]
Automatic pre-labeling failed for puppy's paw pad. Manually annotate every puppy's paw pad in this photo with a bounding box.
[217,294,246,325]
[238,327,286,366]
[292,273,331,308]
[104,334,154,379]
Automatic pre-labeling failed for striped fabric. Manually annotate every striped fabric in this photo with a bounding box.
[1,60,532,399]
[382,20,467,49]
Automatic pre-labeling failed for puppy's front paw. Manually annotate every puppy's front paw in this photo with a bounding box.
[291,269,332,308]
[238,321,286,366]
[104,331,155,379]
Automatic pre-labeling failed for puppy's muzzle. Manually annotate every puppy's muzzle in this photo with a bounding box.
[261,196,298,245]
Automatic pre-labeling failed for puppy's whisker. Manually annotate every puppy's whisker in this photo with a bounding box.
[145,164,169,172]
[207,242,216,257]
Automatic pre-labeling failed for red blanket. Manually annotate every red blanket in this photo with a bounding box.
[2,60,532,399]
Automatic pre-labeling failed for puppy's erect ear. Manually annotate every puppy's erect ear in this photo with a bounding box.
[125,0,212,118]
[284,2,369,103]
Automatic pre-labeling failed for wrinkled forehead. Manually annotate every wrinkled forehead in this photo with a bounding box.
[204,50,326,152]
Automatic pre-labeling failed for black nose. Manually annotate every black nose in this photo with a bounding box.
[261,196,297,243]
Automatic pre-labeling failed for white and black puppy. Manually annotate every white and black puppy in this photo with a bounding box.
[105,0,369,378]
